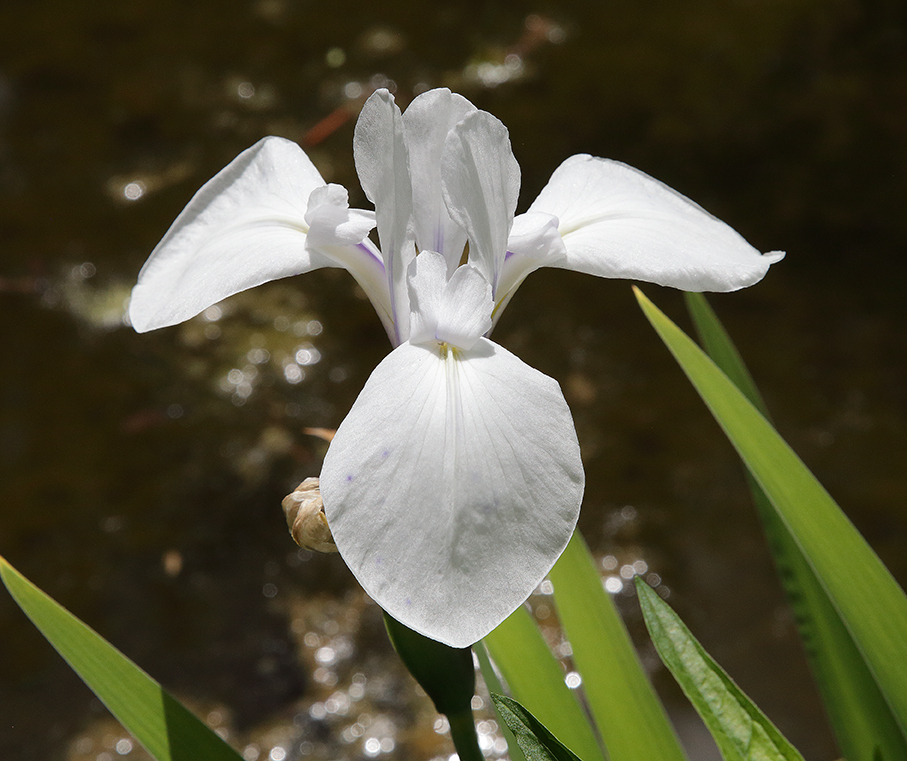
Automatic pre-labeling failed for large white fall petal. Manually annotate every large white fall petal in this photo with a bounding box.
[526,154,784,291]
[320,339,584,647]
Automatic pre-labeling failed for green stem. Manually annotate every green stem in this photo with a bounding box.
[448,709,483,761]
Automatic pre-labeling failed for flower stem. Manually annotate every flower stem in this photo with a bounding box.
[447,708,484,761]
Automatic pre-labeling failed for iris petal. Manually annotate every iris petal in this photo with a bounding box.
[528,154,784,291]
[408,253,493,350]
[403,88,476,273]
[441,111,520,296]
[354,90,415,344]
[320,339,584,647]
[130,137,333,332]
[129,137,384,333]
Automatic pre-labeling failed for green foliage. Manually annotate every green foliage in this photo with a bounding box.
[548,533,688,761]
[384,612,483,761]
[0,555,242,761]
[487,531,690,761]
[8,286,907,761]
[383,611,475,716]
[685,292,907,761]
[475,641,528,761]
[635,287,907,741]
[484,604,605,761]
[636,578,804,761]
[491,694,583,761]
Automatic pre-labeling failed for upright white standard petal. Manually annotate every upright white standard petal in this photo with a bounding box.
[320,339,584,647]
[354,90,415,345]
[527,154,785,291]
[442,111,521,296]
[129,137,370,333]
[402,89,476,274]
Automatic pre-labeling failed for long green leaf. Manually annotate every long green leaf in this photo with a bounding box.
[484,604,605,761]
[636,578,805,761]
[683,293,768,414]
[0,555,243,761]
[685,292,906,761]
[491,694,583,761]
[636,287,907,737]
[475,642,528,761]
[548,532,688,761]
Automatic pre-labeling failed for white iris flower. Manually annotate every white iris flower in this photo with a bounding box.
[130,88,783,647]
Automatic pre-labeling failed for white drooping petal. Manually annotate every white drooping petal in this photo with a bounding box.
[408,252,493,350]
[320,339,584,647]
[528,154,785,292]
[130,137,354,332]
[354,89,415,345]
[403,88,477,274]
[442,110,521,296]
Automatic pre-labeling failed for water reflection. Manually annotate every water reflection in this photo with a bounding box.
[2,0,906,759]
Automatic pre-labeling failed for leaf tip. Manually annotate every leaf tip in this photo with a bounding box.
[631,285,655,312]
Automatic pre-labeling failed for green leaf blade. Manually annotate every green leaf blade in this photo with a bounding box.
[685,291,907,761]
[683,293,769,416]
[635,287,907,738]
[475,642,528,761]
[636,578,805,761]
[484,604,606,761]
[490,694,584,761]
[548,532,688,761]
[383,611,475,717]
[1,555,243,761]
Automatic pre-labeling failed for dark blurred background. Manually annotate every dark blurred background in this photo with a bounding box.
[1,1,906,759]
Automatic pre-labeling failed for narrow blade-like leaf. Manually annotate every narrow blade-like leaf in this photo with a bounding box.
[549,532,688,761]
[685,292,906,761]
[475,641,528,761]
[636,578,805,761]
[484,604,605,761]
[491,694,583,761]
[636,287,907,737]
[0,556,243,761]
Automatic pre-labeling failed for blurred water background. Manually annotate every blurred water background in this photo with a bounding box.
[1,1,906,759]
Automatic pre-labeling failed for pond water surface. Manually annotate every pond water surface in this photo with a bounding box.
[2,1,906,760]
